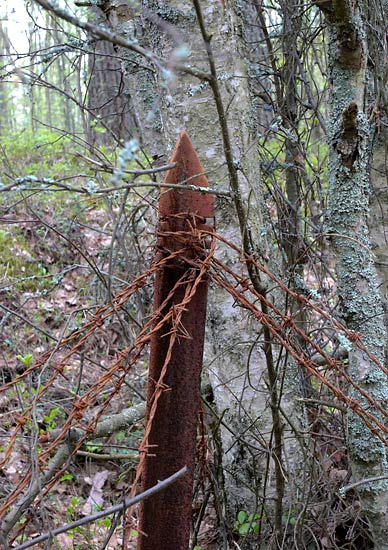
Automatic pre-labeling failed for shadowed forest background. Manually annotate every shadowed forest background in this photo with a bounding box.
[2,0,388,549]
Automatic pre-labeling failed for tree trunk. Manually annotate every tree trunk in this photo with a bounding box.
[101,0,310,546]
[317,0,388,545]
[86,7,135,146]
[103,0,270,535]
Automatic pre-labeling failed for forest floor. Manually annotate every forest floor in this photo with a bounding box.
[1,198,146,548]
[0,186,219,549]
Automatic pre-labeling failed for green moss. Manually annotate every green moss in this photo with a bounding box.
[0,228,50,292]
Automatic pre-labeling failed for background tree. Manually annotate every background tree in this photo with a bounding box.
[315,0,388,546]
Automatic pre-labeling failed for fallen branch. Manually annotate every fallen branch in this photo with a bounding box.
[46,402,146,443]
[12,466,187,550]
[0,404,145,542]
[340,474,388,495]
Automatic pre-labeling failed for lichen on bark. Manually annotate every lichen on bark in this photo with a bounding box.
[319,0,388,545]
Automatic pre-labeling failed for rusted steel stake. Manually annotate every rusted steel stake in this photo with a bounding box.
[137,130,214,550]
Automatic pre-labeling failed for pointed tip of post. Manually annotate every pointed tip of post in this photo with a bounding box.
[169,129,197,168]
[160,130,214,218]
[178,128,190,141]
[176,129,194,152]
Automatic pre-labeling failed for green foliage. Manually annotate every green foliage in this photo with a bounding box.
[0,128,81,179]
[90,117,107,135]
[234,510,261,536]
[67,495,82,518]
[284,512,297,526]
[85,441,102,453]
[60,472,74,483]
[102,517,111,528]
[0,227,50,292]
[42,407,65,430]
[16,353,33,367]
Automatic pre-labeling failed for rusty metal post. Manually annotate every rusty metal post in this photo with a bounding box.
[137,130,214,550]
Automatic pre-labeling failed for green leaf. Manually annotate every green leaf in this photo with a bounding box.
[239,523,250,535]
[16,353,33,366]
[60,473,73,482]
[237,510,247,524]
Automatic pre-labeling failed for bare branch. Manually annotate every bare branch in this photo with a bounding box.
[0,404,146,540]
[2,176,230,197]
[12,466,187,550]
[32,0,210,80]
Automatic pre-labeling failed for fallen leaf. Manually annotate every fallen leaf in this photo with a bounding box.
[57,533,74,548]
[82,470,109,515]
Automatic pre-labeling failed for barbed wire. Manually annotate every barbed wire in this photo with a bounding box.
[1,220,388,543]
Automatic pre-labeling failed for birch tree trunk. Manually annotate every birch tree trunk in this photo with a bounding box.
[102,0,267,531]
[100,0,308,546]
[317,0,388,545]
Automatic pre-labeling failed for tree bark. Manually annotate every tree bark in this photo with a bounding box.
[86,7,135,145]
[317,0,388,545]
[102,0,273,536]
[101,0,308,546]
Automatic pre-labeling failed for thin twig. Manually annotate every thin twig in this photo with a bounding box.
[75,450,138,460]
[299,398,347,413]
[2,177,230,197]
[340,474,388,494]
[32,0,210,81]
[75,154,176,175]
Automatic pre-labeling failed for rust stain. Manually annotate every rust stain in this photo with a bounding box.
[137,130,214,550]
[159,129,214,218]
